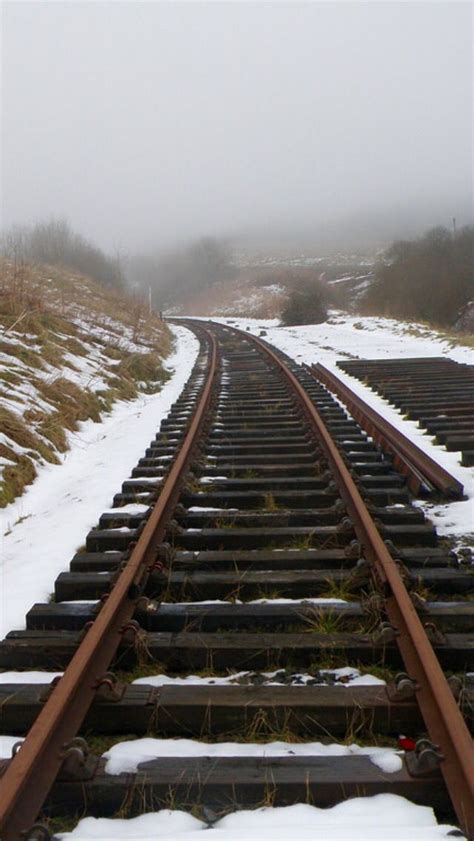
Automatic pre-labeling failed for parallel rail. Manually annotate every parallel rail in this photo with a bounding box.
[307,362,464,498]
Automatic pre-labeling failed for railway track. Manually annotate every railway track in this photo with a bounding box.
[0,320,473,840]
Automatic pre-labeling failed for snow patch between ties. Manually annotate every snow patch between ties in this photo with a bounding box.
[56,796,458,840]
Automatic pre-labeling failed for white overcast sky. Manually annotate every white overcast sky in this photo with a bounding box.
[1,1,472,251]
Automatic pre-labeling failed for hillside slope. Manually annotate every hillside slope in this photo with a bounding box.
[167,256,376,319]
[0,259,171,506]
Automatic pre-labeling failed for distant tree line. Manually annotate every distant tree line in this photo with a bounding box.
[1,219,123,288]
[127,237,236,308]
[361,226,473,327]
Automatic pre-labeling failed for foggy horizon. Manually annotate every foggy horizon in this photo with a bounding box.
[1,1,472,255]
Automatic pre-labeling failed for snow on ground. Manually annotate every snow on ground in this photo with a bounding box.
[0,325,198,638]
[132,666,385,688]
[55,798,458,841]
[0,670,63,683]
[0,665,385,688]
[205,314,474,549]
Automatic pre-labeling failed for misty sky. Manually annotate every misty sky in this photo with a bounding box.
[1,1,472,252]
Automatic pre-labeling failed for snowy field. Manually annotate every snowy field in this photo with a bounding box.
[0,325,199,638]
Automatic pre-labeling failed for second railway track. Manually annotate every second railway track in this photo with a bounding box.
[0,319,473,840]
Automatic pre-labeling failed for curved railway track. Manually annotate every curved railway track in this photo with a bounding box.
[0,319,472,840]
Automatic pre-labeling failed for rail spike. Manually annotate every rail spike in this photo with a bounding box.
[348,557,371,588]
[344,540,362,559]
[386,672,420,701]
[373,621,399,644]
[447,675,465,702]
[405,739,445,777]
[94,671,126,703]
[57,738,98,781]
[157,542,173,563]
[120,618,143,644]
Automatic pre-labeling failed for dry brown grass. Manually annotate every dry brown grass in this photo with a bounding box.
[0,406,58,461]
[0,257,170,346]
[0,257,172,507]
[0,407,61,505]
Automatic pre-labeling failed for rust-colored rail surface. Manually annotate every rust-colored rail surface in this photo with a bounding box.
[0,325,218,841]
[211,322,474,837]
[308,362,464,499]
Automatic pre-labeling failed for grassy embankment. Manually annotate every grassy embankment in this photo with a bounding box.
[0,258,172,507]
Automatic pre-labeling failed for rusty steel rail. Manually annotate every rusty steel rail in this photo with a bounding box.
[308,362,464,499]
[213,322,474,838]
[0,325,218,841]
